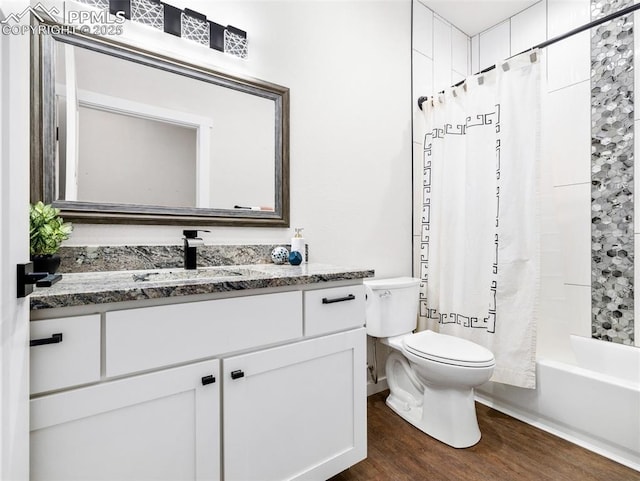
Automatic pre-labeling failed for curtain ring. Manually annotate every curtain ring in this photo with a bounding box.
[530,51,538,63]
[501,62,510,71]
[477,76,484,85]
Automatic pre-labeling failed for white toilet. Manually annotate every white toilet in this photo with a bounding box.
[364,277,495,448]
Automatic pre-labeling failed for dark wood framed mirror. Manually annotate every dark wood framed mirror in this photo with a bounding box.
[31,20,289,226]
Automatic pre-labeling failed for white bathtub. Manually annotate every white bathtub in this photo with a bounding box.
[570,335,639,384]
[475,336,640,472]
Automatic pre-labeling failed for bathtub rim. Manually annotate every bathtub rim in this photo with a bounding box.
[476,357,640,473]
[539,357,640,391]
[569,334,639,385]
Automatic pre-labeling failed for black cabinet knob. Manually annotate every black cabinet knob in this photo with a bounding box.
[230,370,245,380]
[201,375,216,386]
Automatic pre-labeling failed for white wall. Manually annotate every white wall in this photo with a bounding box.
[76,108,198,206]
[50,0,413,279]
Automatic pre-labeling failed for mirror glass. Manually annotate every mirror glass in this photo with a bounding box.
[33,28,289,226]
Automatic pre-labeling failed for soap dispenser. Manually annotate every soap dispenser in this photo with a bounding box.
[291,228,305,263]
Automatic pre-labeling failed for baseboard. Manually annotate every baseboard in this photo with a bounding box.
[475,393,640,473]
[367,376,388,396]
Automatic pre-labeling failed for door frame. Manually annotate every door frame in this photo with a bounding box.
[0,1,32,479]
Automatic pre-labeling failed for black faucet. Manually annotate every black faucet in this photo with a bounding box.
[183,230,210,270]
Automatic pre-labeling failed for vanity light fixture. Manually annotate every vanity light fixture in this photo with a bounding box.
[79,0,248,58]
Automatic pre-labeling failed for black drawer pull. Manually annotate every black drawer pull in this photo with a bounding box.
[201,375,216,386]
[322,294,356,304]
[231,370,245,380]
[30,333,63,347]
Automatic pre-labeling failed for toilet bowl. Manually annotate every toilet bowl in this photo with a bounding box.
[364,277,495,448]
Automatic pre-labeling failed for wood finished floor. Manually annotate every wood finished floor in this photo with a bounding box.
[329,391,640,481]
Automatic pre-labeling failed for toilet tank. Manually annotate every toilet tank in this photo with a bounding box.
[363,277,421,338]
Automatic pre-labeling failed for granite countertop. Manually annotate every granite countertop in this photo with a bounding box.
[30,263,375,310]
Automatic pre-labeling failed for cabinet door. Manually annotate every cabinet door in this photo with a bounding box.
[30,360,220,481]
[223,328,366,481]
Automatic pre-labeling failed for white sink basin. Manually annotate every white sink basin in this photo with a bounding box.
[131,266,263,283]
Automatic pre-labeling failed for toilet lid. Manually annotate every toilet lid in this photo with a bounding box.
[403,330,495,368]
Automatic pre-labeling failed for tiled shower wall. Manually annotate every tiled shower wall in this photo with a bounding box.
[412,0,639,359]
[411,0,470,333]
[591,0,634,344]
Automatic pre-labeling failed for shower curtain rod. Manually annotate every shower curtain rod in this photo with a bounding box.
[417,2,640,110]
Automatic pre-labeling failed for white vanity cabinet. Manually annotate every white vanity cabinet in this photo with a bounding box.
[30,360,220,481]
[29,283,366,481]
[223,328,366,481]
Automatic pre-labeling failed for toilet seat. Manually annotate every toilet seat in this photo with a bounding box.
[403,330,495,368]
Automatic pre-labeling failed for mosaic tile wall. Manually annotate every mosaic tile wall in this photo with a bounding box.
[591,0,635,345]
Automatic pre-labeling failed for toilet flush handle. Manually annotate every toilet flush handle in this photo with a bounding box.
[379,290,392,298]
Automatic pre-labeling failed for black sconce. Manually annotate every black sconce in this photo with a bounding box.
[209,20,225,52]
[163,3,181,36]
[81,0,248,58]
[109,0,130,19]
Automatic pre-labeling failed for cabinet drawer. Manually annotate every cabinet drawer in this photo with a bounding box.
[105,291,302,377]
[304,285,365,336]
[30,315,101,395]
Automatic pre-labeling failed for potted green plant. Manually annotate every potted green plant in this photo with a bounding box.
[29,201,73,274]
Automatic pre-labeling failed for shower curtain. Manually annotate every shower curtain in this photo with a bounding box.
[419,50,540,389]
